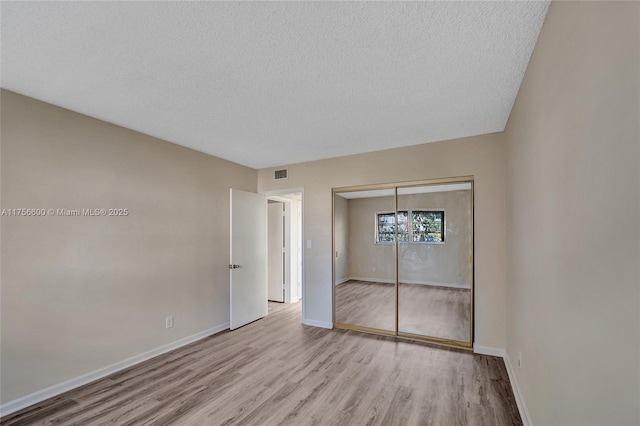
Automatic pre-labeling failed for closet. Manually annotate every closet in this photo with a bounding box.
[333,177,473,348]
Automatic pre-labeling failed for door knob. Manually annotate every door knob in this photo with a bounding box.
[228,264,240,269]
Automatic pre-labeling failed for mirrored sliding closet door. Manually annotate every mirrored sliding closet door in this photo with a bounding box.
[397,182,473,344]
[333,188,396,334]
[333,178,474,349]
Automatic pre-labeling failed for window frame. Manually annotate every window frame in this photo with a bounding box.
[375,209,445,244]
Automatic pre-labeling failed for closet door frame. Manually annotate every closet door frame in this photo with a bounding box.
[332,175,474,350]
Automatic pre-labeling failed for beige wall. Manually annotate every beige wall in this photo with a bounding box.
[333,194,349,283]
[258,132,507,347]
[504,2,640,425]
[346,192,471,287]
[347,195,395,283]
[0,90,257,403]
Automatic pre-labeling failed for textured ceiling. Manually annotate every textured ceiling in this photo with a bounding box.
[1,1,549,169]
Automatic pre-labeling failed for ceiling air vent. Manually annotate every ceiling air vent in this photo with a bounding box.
[274,169,288,180]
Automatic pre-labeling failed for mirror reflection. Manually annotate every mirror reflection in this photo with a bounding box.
[333,181,473,346]
[397,183,472,342]
[334,188,395,332]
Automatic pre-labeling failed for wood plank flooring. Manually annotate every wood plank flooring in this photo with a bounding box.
[1,302,520,426]
[335,280,470,342]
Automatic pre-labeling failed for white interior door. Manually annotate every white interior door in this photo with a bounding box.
[268,202,285,302]
[230,188,268,330]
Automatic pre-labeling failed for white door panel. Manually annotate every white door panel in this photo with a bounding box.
[230,189,267,330]
[268,202,284,302]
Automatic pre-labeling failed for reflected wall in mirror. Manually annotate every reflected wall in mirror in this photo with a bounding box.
[334,188,396,333]
[397,183,472,343]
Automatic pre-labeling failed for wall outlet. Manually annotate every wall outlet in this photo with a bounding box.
[517,352,522,368]
[165,316,174,329]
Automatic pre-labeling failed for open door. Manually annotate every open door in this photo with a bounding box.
[268,202,285,302]
[230,188,268,330]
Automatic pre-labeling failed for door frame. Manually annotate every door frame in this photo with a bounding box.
[262,188,305,321]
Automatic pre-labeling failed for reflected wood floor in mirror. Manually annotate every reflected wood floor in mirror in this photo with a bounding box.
[335,280,470,342]
[1,302,519,426]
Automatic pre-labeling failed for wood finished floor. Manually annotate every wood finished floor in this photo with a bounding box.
[335,280,470,342]
[1,302,520,426]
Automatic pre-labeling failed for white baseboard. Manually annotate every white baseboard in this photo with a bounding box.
[504,352,532,426]
[473,345,506,357]
[473,345,530,425]
[302,318,333,329]
[334,277,350,285]
[345,276,470,290]
[0,322,230,417]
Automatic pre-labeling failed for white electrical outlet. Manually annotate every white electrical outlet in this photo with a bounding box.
[517,352,522,368]
[165,316,174,329]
